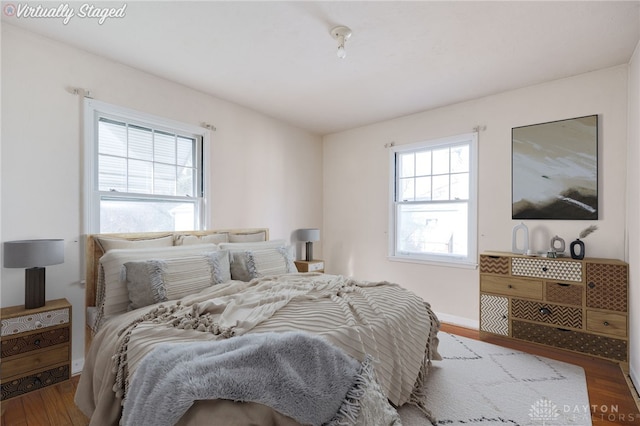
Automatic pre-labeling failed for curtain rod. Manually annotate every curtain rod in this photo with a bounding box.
[384,125,486,148]
[68,86,217,131]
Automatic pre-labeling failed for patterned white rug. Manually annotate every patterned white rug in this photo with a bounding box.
[398,332,592,425]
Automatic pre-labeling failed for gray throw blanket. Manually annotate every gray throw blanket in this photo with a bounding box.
[121,331,368,426]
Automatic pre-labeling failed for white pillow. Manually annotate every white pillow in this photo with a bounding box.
[218,240,287,250]
[96,235,173,252]
[228,231,267,243]
[174,233,229,245]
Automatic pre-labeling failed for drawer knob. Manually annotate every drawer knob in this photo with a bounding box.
[603,321,610,327]
[588,282,595,289]
[34,339,41,346]
[542,267,548,272]
[539,307,552,315]
[508,284,513,289]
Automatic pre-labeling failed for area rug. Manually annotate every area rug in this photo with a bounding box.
[397,332,592,425]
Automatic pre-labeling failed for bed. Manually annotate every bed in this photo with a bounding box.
[75,228,441,426]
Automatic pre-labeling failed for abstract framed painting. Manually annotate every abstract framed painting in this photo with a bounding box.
[512,115,598,220]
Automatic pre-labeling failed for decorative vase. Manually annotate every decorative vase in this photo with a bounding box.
[512,222,529,254]
[550,235,565,255]
[570,239,585,260]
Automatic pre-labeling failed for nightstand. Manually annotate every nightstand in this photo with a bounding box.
[0,298,71,401]
[294,259,325,273]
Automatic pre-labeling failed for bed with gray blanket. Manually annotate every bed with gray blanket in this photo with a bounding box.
[75,230,441,426]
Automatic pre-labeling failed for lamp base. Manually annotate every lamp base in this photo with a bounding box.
[25,267,46,309]
[305,242,314,262]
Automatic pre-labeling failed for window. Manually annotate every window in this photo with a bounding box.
[389,133,478,267]
[84,99,209,233]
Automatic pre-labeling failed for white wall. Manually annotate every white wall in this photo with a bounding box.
[0,24,323,371]
[626,40,640,394]
[323,66,629,329]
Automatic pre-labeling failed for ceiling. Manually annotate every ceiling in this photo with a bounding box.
[3,1,639,135]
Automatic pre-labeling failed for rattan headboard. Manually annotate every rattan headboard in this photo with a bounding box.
[84,228,269,311]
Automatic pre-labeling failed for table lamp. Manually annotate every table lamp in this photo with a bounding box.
[3,239,64,309]
[297,228,320,261]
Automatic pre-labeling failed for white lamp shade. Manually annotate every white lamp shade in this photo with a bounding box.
[3,239,64,268]
[297,228,320,242]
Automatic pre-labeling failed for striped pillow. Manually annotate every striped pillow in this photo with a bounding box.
[123,251,230,310]
[246,247,296,279]
[219,240,288,281]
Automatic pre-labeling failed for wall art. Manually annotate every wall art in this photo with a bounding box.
[512,115,598,220]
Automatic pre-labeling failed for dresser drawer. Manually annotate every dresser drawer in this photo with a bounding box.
[1,365,69,401]
[586,310,627,337]
[511,257,582,282]
[481,275,543,300]
[545,282,583,306]
[1,308,69,337]
[511,299,582,328]
[479,255,510,275]
[0,345,69,380]
[585,263,628,312]
[1,327,69,358]
[512,320,627,361]
[480,294,509,336]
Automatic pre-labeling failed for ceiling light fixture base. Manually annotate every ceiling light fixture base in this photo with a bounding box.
[330,26,352,59]
[331,26,352,42]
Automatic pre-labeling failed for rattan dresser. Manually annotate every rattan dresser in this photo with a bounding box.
[479,251,628,364]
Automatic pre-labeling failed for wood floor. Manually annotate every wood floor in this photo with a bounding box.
[1,375,87,426]
[1,323,638,425]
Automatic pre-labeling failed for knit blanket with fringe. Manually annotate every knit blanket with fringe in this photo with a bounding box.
[76,273,439,426]
[121,332,382,426]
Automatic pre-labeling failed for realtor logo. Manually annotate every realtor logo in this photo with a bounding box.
[530,398,560,424]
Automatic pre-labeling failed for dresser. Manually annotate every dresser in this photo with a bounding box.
[479,252,628,364]
[1,298,71,401]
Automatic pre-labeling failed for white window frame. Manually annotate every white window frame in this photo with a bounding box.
[388,132,478,268]
[83,98,211,234]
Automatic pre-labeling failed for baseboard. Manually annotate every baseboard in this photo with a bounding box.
[628,364,640,412]
[72,357,84,375]
[434,311,479,330]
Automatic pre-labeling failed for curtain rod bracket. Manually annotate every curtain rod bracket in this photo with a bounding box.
[201,122,217,131]
[68,87,93,98]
